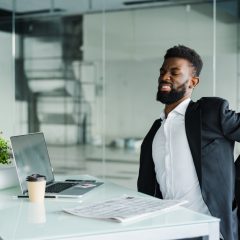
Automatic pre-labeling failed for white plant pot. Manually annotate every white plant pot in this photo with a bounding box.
[0,163,18,190]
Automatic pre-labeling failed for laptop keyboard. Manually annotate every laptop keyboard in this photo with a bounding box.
[46,182,78,193]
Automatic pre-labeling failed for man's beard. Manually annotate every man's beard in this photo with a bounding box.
[156,81,187,104]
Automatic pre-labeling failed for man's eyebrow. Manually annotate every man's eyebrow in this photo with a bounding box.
[160,67,181,71]
[170,67,181,71]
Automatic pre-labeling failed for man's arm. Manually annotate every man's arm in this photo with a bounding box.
[219,100,240,142]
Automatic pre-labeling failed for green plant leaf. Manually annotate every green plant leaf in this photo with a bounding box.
[0,136,11,165]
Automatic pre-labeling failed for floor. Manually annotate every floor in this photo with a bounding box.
[47,144,140,190]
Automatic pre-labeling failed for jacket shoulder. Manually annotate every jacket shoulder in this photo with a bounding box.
[199,97,227,104]
[197,97,228,109]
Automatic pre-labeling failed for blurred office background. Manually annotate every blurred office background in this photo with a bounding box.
[0,0,239,189]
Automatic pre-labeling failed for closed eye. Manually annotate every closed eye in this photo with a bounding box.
[171,72,180,76]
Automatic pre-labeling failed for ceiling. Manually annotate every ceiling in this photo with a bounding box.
[0,0,236,16]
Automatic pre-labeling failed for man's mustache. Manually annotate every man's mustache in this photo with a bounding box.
[158,80,189,90]
[158,80,173,88]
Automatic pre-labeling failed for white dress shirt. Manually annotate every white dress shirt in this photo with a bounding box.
[152,98,211,215]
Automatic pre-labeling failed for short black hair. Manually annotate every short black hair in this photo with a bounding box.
[164,45,203,76]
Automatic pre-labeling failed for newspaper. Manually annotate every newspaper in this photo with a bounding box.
[63,195,187,223]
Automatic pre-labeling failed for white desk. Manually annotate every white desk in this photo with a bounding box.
[0,176,220,240]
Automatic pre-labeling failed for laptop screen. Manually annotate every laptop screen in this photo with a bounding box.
[10,132,54,194]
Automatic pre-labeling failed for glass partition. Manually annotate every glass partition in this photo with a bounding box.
[103,2,214,188]
[2,0,240,189]
[215,0,240,155]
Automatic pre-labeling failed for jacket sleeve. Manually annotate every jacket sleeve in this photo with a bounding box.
[200,97,240,142]
[219,100,240,142]
[137,119,162,198]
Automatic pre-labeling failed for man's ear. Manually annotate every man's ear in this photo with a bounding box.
[189,76,199,89]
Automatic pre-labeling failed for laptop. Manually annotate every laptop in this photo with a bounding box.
[10,132,103,198]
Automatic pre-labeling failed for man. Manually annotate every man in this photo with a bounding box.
[137,45,239,240]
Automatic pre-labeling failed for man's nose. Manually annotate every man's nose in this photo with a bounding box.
[160,72,171,81]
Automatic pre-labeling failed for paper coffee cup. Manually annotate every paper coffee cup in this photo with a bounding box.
[26,174,46,203]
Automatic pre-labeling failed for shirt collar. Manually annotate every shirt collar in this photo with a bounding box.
[160,98,191,120]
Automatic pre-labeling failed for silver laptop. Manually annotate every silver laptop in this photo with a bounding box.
[10,132,102,198]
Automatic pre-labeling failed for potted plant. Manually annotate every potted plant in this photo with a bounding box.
[0,132,18,189]
[0,133,11,165]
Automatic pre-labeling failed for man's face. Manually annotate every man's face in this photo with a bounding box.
[156,57,196,104]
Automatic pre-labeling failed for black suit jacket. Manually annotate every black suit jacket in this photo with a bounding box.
[138,97,240,240]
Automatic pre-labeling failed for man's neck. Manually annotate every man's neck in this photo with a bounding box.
[164,96,190,117]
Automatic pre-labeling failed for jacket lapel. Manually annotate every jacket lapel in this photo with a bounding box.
[185,101,202,188]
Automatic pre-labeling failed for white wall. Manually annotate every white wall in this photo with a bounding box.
[83,5,238,141]
[0,32,27,139]
[0,31,15,139]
